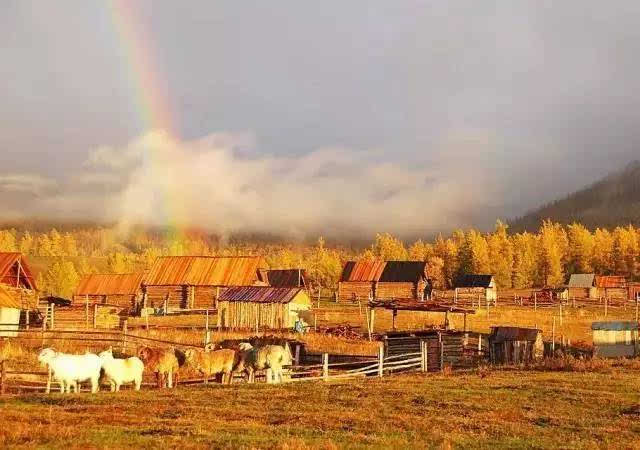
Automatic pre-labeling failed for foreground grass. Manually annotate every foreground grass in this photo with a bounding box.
[2,370,640,449]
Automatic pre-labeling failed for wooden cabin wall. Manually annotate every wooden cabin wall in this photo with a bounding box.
[375,281,424,300]
[455,287,488,300]
[49,305,123,329]
[192,286,219,309]
[144,285,187,310]
[219,301,291,329]
[600,287,627,299]
[568,287,598,299]
[338,282,373,301]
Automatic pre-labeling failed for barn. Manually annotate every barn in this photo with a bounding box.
[142,256,264,312]
[258,269,308,288]
[217,286,312,330]
[567,274,598,299]
[0,284,22,337]
[591,321,639,358]
[595,275,627,300]
[0,252,38,312]
[338,261,429,301]
[73,272,145,312]
[488,327,544,364]
[454,275,497,303]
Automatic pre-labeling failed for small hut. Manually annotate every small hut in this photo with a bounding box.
[595,275,627,300]
[591,321,639,358]
[338,261,429,301]
[258,269,308,288]
[455,275,497,303]
[0,284,22,337]
[73,272,145,312]
[142,256,264,312]
[567,274,597,299]
[488,326,543,364]
[217,286,312,330]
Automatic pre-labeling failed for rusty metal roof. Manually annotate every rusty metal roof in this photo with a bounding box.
[490,326,541,342]
[144,256,264,287]
[0,284,21,309]
[258,269,307,288]
[455,274,494,288]
[75,272,145,296]
[340,261,427,283]
[218,286,310,304]
[0,252,36,290]
[595,275,627,289]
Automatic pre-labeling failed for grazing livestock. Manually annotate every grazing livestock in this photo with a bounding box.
[236,343,292,384]
[137,346,180,388]
[37,348,102,394]
[98,348,144,392]
[184,348,237,384]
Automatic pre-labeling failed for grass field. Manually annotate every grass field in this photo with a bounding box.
[2,368,640,449]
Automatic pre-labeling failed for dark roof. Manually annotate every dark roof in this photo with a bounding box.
[591,321,639,331]
[455,274,494,288]
[568,274,596,288]
[490,326,541,342]
[258,269,307,288]
[218,286,310,304]
[340,261,427,283]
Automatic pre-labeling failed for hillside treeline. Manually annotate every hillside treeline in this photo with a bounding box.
[0,220,638,298]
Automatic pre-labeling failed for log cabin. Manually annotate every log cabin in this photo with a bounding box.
[217,286,312,330]
[595,275,627,300]
[567,273,598,299]
[454,274,497,303]
[338,261,429,301]
[142,256,265,312]
[73,272,145,312]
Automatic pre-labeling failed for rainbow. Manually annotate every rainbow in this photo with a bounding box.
[106,1,188,246]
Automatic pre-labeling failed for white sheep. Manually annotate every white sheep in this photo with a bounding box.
[37,348,102,394]
[98,348,144,392]
[236,343,292,384]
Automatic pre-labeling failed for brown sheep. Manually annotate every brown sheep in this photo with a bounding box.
[183,348,238,384]
[137,346,180,388]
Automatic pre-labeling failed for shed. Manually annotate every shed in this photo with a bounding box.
[338,261,429,301]
[0,252,38,310]
[591,321,639,358]
[595,275,627,300]
[0,284,21,337]
[142,256,264,312]
[567,274,597,299]
[488,326,544,364]
[73,272,145,311]
[217,286,312,330]
[258,269,308,288]
[454,274,497,302]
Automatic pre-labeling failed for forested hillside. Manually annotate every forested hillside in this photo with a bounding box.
[512,162,640,231]
[1,220,639,298]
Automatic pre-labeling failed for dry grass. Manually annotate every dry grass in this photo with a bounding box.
[2,369,640,449]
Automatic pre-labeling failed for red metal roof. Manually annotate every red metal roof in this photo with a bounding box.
[218,286,309,304]
[144,256,264,287]
[75,273,145,296]
[0,252,36,290]
[0,284,21,308]
[340,261,387,282]
[595,275,627,289]
[258,269,307,288]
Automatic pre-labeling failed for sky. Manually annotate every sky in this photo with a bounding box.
[1,1,640,239]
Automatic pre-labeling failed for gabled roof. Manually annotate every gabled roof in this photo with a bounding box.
[0,284,21,309]
[568,274,596,288]
[75,273,145,296]
[258,269,307,288]
[144,256,263,287]
[0,252,36,290]
[218,286,309,304]
[455,274,494,288]
[490,326,541,342]
[595,275,627,289]
[592,321,639,331]
[340,261,427,283]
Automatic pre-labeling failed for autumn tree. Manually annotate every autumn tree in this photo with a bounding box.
[566,223,594,274]
[537,220,566,286]
[487,220,514,288]
[511,232,537,288]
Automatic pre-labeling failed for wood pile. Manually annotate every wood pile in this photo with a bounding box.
[317,325,363,340]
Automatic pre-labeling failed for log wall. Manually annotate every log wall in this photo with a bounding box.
[338,282,373,301]
[218,301,291,329]
[376,281,424,300]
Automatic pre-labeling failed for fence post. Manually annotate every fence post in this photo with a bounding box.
[294,345,301,366]
[534,292,537,311]
[559,303,563,326]
[378,345,384,378]
[0,360,5,395]
[50,303,54,330]
[636,295,639,322]
[478,333,482,354]
[121,319,128,351]
[420,341,427,372]
[322,353,329,381]
[85,295,89,329]
[46,367,51,394]
[552,316,556,354]
[439,332,444,373]
[604,297,608,317]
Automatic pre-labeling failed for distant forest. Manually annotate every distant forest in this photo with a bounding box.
[1,219,639,299]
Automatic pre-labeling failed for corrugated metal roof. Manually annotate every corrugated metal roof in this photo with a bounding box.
[340,261,427,283]
[591,321,639,331]
[0,252,36,290]
[259,269,307,288]
[568,274,596,288]
[490,326,541,342]
[75,273,145,296]
[218,286,309,304]
[595,275,627,289]
[456,274,494,288]
[0,284,21,309]
[144,256,263,286]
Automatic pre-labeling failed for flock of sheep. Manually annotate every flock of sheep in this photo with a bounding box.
[36,341,293,394]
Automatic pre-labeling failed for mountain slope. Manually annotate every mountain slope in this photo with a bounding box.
[511,161,640,231]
